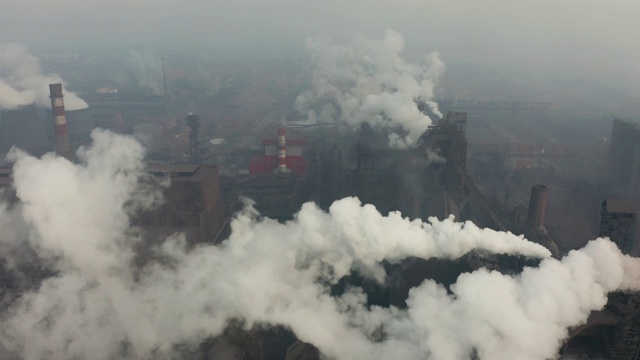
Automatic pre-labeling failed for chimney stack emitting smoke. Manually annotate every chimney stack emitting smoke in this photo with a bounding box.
[527,184,548,228]
[49,83,72,159]
[0,44,88,110]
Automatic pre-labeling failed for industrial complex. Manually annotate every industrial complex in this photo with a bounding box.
[0,58,639,359]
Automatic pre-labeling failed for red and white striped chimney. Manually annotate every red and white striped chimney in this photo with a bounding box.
[277,127,289,174]
[49,83,72,159]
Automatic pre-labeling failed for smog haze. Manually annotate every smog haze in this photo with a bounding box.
[2,1,640,360]
[2,0,639,116]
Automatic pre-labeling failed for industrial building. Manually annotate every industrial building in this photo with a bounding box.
[607,119,640,197]
[135,164,225,246]
[228,127,308,221]
[177,108,640,359]
[2,80,640,359]
[600,199,639,255]
[355,111,468,221]
[249,127,307,176]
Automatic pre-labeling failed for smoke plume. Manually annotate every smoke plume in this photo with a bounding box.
[0,131,639,359]
[0,44,88,111]
[295,30,445,147]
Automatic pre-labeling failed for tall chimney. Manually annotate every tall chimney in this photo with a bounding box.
[277,127,289,174]
[527,184,548,228]
[49,83,72,159]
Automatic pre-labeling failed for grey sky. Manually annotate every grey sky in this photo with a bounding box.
[1,0,638,111]
[2,0,637,51]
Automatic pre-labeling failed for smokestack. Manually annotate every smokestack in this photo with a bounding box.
[49,83,72,159]
[276,127,290,174]
[527,184,548,228]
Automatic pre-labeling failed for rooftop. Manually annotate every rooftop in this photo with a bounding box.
[604,198,637,214]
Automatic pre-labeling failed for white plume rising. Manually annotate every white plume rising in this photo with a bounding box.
[0,44,88,111]
[0,131,639,359]
[295,30,445,147]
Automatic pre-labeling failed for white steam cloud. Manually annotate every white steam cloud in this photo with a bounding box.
[0,131,639,359]
[295,30,445,147]
[0,44,88,111]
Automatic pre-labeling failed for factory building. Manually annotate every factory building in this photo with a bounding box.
[2,79,640,358]
[231,174,305,221]
[135,164,225,246]
[607,119,640,196]
[351,114,562,309]
[600,199,639,256]
[223,127,309,221]
[249,127,307,175]
[355,112,471,223]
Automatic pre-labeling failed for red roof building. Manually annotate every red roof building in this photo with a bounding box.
[249,128,306,175]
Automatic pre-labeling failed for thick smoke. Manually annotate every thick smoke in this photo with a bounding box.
[0,44,88,111]
[295,30,445,147]
[0,131,639,360]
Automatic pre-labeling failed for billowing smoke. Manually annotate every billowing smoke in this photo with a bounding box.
[0,44,88,111]
[0,131,639,360]
[295,30,445,147]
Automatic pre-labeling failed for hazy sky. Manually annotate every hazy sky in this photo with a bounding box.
[2,0,638,53]
[1,0,639,111]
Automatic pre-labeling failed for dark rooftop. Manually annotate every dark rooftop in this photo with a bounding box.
[604,198,638,214]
